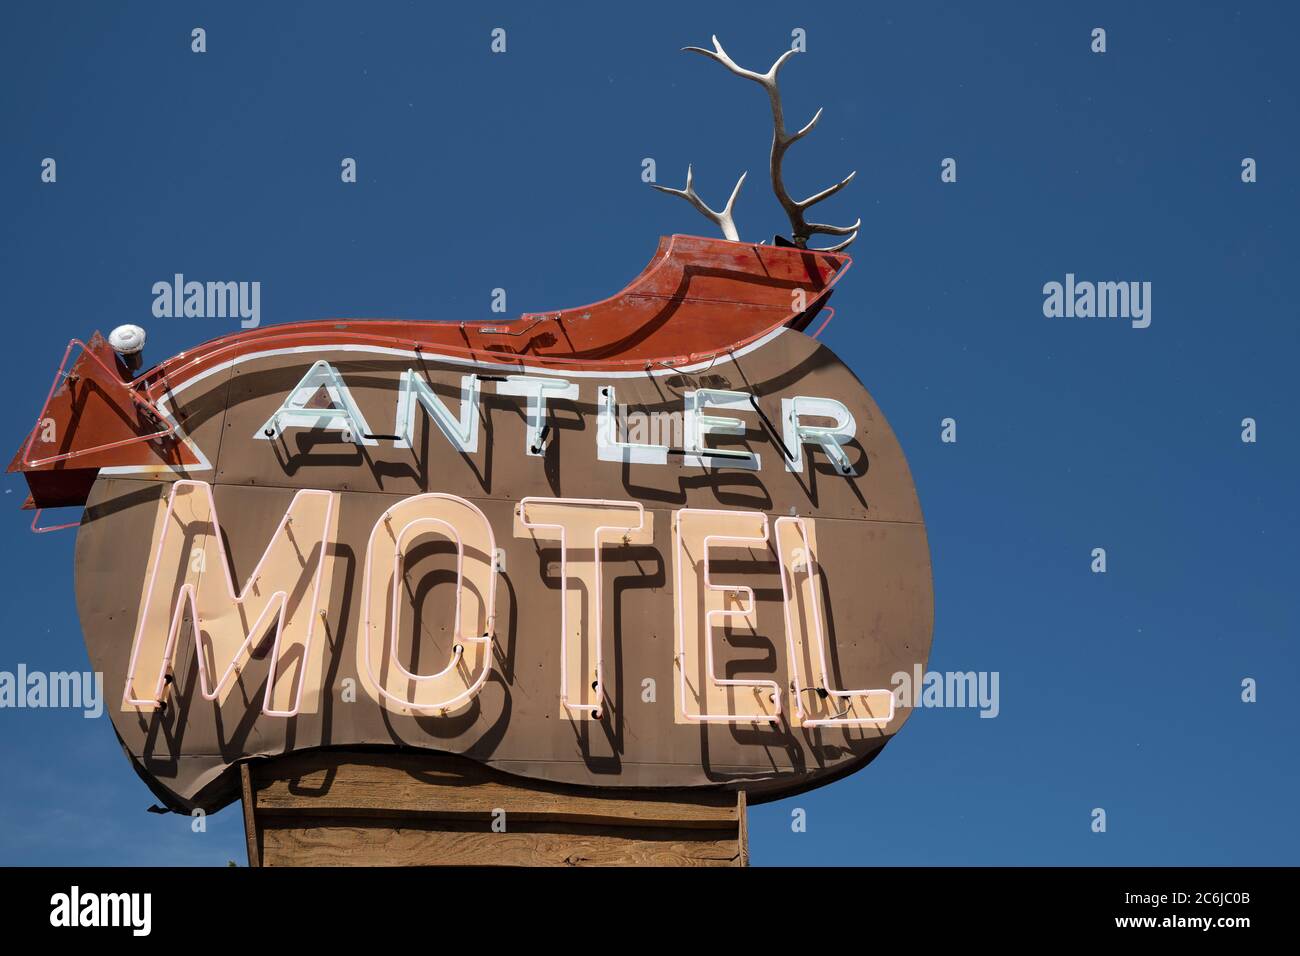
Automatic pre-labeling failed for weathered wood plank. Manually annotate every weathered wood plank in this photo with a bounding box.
[258,819,742,867]
[737,790,749,867]
[240,762,260,868]
[244,751,747,867]
[250,751,738,829]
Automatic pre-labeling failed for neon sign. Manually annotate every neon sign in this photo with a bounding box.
[122,477,892,728]
[15,234,933,810]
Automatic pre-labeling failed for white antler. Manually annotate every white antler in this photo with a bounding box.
[683,35,859,252]
[651,165,747,242]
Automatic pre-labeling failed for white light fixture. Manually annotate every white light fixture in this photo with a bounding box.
[108,324,147,375]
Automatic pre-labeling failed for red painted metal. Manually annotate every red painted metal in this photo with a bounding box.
[20,337,179,468]
[131,235,848,389]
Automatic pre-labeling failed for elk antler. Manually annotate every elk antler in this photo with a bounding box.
[683,35,859,252]
[651,165,747,242]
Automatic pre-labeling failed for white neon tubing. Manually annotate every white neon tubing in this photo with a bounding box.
[360,494,498,714]
[122,480,336,718]
[394,370,480,451]
[673,509,782,724]
[775,515,894,726]
[257,359,377,445]
[782,395,856,475]
[684,389,760,470]
[596,385,669,465]
[517,496,645,721]
[496,375,577,455]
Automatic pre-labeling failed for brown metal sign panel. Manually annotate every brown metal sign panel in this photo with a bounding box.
[67,323,930,810]
[14,237,933,812]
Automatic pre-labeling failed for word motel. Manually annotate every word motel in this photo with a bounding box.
[123,481,894,729]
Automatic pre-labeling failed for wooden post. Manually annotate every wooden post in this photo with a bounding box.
[240,751,748,867]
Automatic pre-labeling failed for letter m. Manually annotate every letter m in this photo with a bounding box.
[1097,281,1129,318]
[122,480,336,717]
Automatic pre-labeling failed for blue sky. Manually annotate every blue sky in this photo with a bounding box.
[0,1,1296,865]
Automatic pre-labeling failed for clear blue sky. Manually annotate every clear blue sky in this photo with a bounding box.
[0,1,1295,865]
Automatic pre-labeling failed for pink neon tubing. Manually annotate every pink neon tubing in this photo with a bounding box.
[673,509,782,724]
[30,509,81,533]
[809,306,836,340]
[775,516,894,727]
[121,480,335,718]
[360,494,497,714]
[517,497,645,721]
